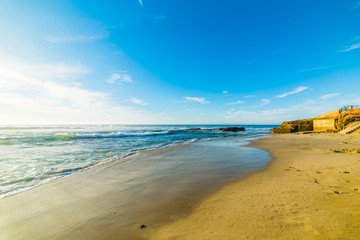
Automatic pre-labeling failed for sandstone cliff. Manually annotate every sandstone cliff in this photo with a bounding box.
[271,119,314,134]
[271,108,360,134]
[335,109,360,130]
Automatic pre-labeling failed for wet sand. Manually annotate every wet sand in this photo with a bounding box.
[151,133,360,239]
[0,138,270,240]
[3,133,360,240]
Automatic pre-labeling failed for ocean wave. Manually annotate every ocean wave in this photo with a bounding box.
[53,131,170,139]
[0,125,275,200]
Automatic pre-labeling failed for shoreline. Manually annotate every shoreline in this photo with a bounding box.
[3,133,358,239]
[150,133,360,239]
[0,134,266,200]
[0,136,271,240]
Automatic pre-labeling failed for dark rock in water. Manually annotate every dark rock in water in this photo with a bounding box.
[187,128,201,130]
[219,127,245,132]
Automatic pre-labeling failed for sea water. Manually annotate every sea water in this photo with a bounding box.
[0,125,276,199]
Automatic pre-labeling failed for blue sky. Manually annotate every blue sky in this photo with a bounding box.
[1,0,360,124]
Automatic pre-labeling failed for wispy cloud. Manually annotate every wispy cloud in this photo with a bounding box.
[2,62,90,80]
[151,15,166,21]
[227,100,245,105]
[226,108,292,120]
[351,1,360,10]
[244,95,253,98]
[248,59,257,64]
[128,98,147,106]
[225,99,320,123]
[107,72,133,84]
[222,90,228,94]
[47,31,109,43]
[299,65,336,72]
[319,93,339,100]
[184,97,210,104]
[275,86,309,98]
[225,110,247,119]
[139,0,143,7]
[342,43,360,52]
[261,99,270,106]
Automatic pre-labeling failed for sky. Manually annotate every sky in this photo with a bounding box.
[1,0,360,124]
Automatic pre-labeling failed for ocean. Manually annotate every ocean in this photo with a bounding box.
[0,124,276,199]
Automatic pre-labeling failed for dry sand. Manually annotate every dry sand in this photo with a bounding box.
[1,134,360,240]
[151,133,360,239]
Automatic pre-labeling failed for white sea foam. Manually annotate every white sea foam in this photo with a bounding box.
[0,124,275,199]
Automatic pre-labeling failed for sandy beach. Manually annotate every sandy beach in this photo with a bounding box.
[2,1,359,239]
[151,133,360,239]
[1,133,360,239]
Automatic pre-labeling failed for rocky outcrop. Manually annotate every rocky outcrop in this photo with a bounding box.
[271,119,313,134]
[271,108,360,134]
[219,127,245,132]
[335,109,360,130]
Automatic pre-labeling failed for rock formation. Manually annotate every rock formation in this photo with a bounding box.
[271,107,360,134]
[219,127,245,132]
[271,119,313,134]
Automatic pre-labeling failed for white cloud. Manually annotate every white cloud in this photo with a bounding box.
[107,72,133,84]
[227,100,245,105]
[342,43,360,52]
[52,63,90,76]
[128,98,147,106]
[338,96,360,106]
[244,95,253,98]
[184,97,210,104]
[0,61,141,124]
[299,65,335,72]
[225,99,321,123]
[261,99,270,105]
[222,90,228,94]
[225,110,247,119]
[275,86,309,98]
[139,0,143,7]
[47,31,109,43]
[20,62,90,80]
[319,93,339,100]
